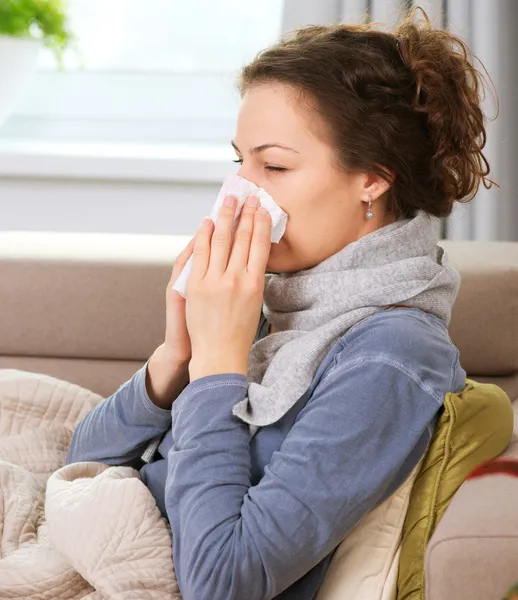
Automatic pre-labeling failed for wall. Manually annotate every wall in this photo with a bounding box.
[2,0,518,240]
[0,144,229,235]
[0,177,219,235]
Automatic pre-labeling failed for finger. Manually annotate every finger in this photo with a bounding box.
[248,208,272,274]
[207,195,238,274]
[171,237,195,280]
[228,195,259,271]
[190,218,214,282]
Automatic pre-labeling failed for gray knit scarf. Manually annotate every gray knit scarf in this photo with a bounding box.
[232,210,461,439]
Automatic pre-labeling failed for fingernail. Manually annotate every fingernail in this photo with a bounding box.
[201,217,212,226]
[246,195,259,207]
[224,195,237,207]
[257,207,268,215]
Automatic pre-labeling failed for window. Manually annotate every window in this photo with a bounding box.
[3,0,284,144]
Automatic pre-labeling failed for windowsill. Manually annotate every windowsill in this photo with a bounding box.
[0,139,235,183]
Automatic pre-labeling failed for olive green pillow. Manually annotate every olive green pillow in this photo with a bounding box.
[397,379,514,600]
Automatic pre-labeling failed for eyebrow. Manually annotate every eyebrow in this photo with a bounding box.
[231,140,299,154]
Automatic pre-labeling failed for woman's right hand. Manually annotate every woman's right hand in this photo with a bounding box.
[146,238,195,409]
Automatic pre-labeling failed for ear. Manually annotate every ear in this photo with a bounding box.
[361,172,392,203]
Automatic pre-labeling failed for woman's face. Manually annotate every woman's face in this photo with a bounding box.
[233,82,391,273]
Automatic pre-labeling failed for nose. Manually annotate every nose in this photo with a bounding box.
[237,164,260,186]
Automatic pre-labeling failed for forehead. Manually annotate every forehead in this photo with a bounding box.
[236,83,319,146]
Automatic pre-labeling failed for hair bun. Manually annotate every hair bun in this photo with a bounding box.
[394,9,494,207]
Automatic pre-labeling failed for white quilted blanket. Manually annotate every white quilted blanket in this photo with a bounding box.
[0,369,181,599]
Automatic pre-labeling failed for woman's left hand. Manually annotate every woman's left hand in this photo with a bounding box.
[186,194,272,381]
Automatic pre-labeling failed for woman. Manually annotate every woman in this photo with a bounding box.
[67,10,491,600]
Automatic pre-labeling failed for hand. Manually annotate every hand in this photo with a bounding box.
[186,195,272,380]
[164,236,196,365]
[145,237,196,409]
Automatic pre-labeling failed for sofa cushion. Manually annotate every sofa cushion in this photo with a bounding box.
[0,231,188,361]
[425,442,518,600]
[397,379,514,600]
[439,241,518,378]
[1,234,517,376]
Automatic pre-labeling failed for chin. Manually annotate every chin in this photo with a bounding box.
[265,243,286,274]
[266,242,298,274]
[266,240,324,274]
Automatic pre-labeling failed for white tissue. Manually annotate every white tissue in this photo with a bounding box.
[172,174,288,298]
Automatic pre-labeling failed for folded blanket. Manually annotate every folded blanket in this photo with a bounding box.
[0,369,181,600]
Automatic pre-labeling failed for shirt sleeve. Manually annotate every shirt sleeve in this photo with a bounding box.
[66,361,173,468]
[165,355,443,600]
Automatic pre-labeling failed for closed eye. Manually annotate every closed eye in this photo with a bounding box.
[233,159,287,173]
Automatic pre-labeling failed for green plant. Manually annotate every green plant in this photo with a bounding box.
[0,0,72,59]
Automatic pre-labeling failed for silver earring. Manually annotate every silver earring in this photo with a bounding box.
[366,195,374,220]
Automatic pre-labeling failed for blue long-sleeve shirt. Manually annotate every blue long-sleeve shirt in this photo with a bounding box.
[67,307,466,600]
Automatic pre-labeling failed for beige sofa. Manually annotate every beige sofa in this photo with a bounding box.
[1,231,518,599]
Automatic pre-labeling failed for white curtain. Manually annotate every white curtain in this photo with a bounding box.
[282,0,518,241]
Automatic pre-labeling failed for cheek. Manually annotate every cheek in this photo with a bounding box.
[266,169,347,245]
[275,186,350,257]
[279,187,335,236]
[266,170,320,217]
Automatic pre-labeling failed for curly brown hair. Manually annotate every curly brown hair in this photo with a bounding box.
[239,8,493,219]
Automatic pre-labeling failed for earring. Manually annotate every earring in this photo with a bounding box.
[366,195,374,220]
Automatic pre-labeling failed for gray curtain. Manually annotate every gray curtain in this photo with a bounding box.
[282,0,518,241]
